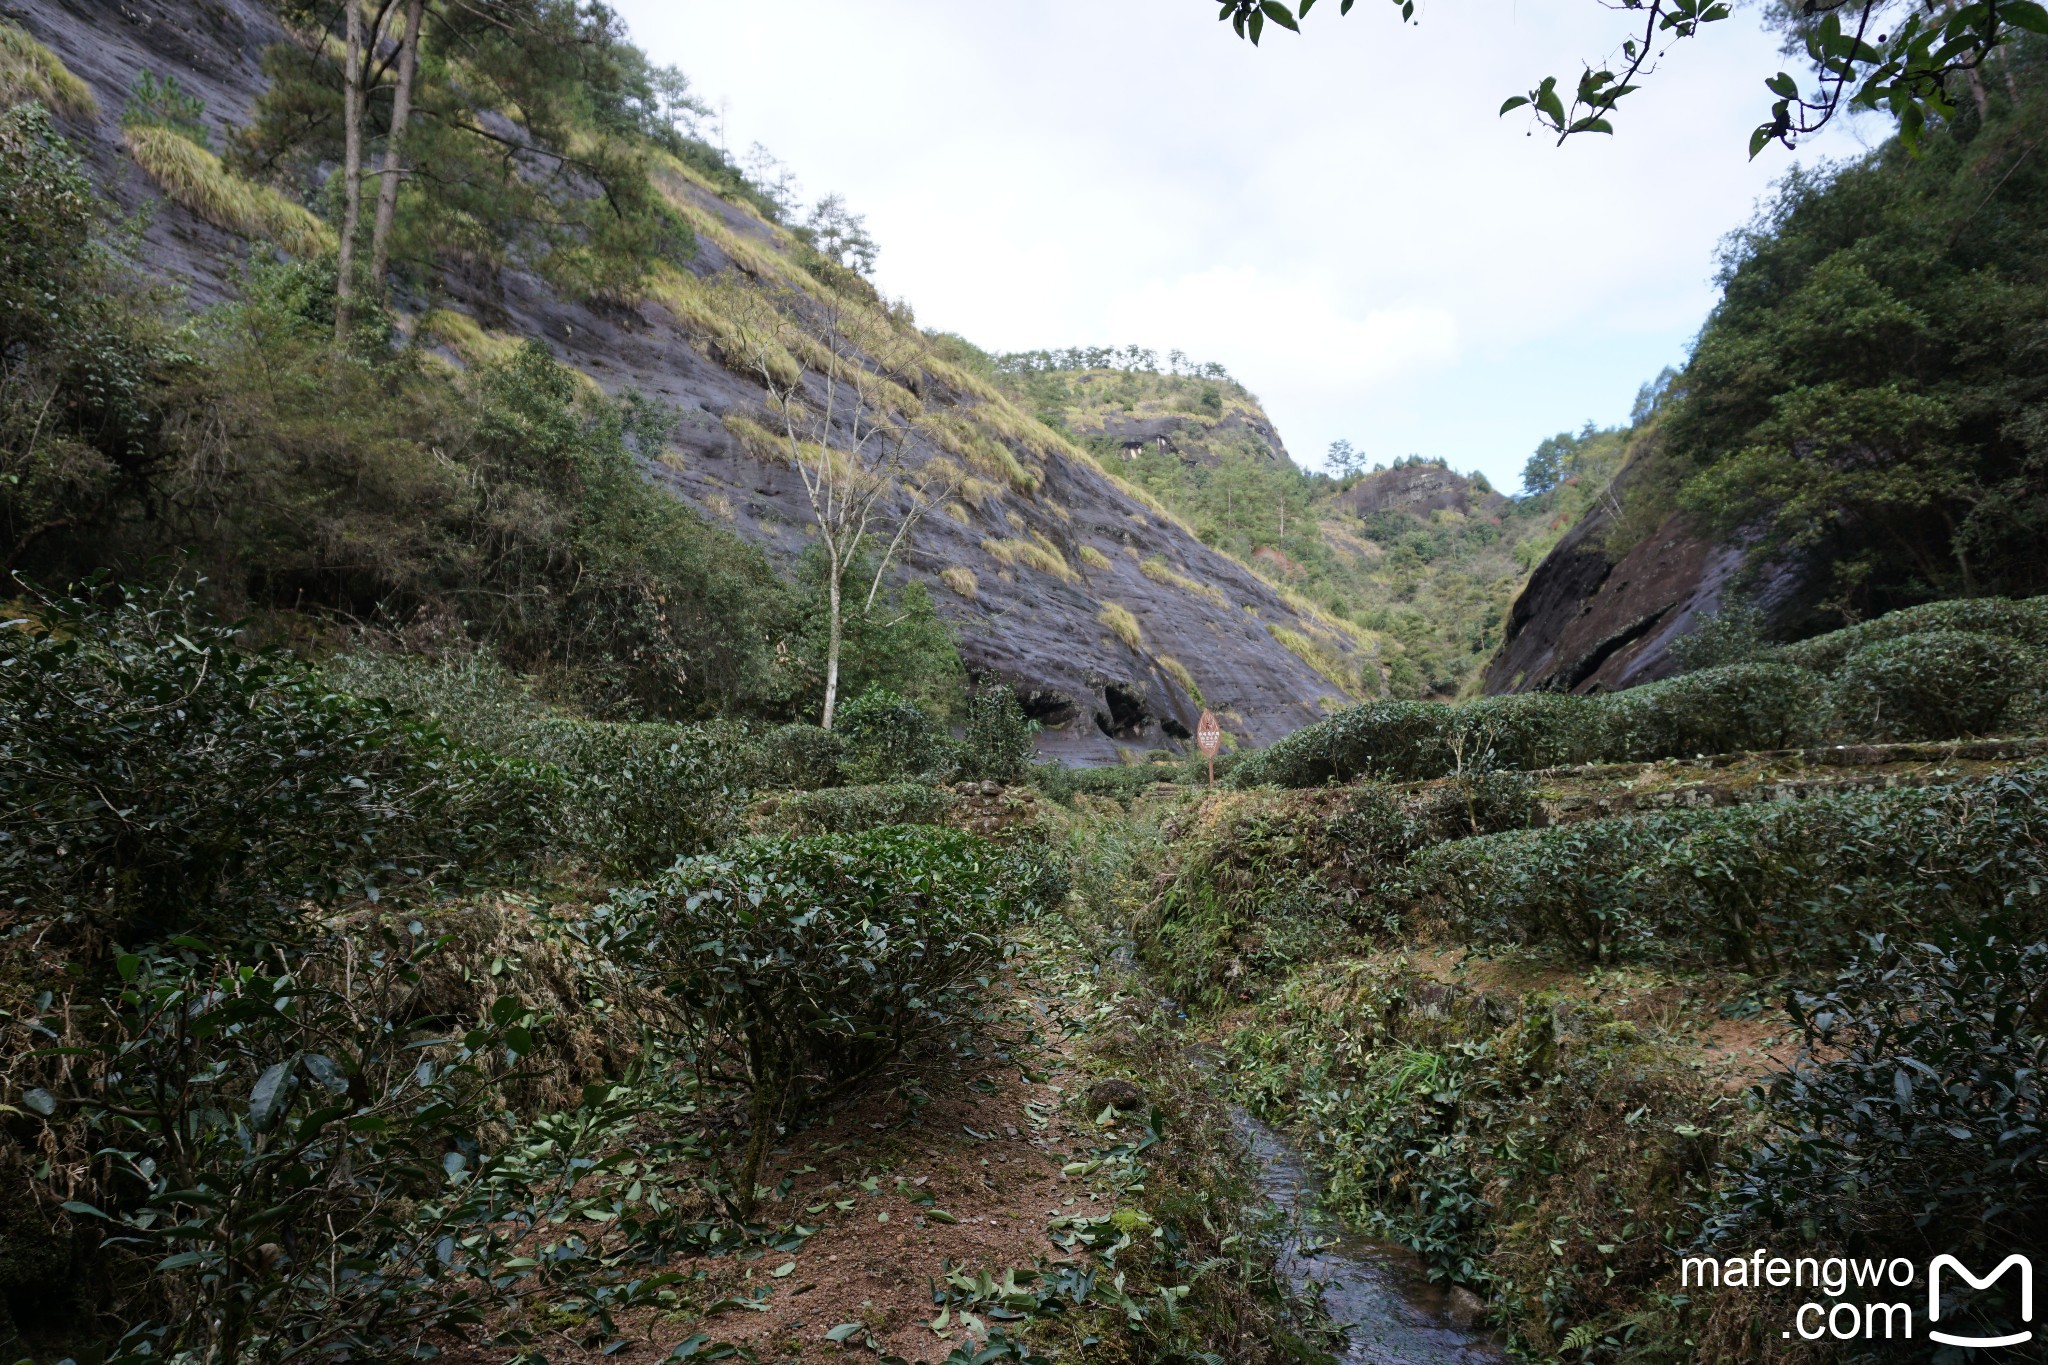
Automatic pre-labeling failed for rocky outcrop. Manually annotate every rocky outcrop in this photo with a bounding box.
[15,0,1365,764]
[1338,464,1504,521]
[1482,458,1799,694]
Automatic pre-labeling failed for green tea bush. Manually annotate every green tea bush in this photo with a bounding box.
[0,581,550,940]
[753,782,956,837]
[1228,699,1453,787]
[1827,629,2034,740]
[597,826,1030,1209]
[1593,661,1825,759]
[323,648,548,754]
[1705,929,2046,1349]
[956,682,1038,783]
[7,925,705,1365]
[835,686,958,784]
[1409,763,2048,969]
[1776,595,2048,673]
[1232,596,2048,790]
[527,719,749,879]
[1444,691,1602,771]
[749,721,845,790]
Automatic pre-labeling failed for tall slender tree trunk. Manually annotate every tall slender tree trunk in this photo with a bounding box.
[334,0,367,341]
[820,564,844,729]
[366,0,424,300]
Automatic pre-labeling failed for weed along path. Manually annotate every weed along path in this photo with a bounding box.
[1227,1105,1502,1364]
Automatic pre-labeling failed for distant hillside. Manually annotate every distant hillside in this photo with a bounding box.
[981,355,1628,698]
[4,0,1375,763]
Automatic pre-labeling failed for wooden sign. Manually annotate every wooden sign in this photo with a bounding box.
[1197,710,1221,784]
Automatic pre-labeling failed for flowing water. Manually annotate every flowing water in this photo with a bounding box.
[1228,1105,1504,1364]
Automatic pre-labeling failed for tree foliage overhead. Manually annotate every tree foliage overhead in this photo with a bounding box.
[1214,0,2046,155]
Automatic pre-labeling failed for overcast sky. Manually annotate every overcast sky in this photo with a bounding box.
[610,0,1874,492]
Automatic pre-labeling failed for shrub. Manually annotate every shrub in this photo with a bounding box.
[1776,595,2048,673]
[957,681,1038,783]
[1032,761,1179,806]
[835,686,957,784]
[1827,629,2033,740]
[1444,691,1602,771]
[1222,959,1715,1355]
[527,718,748,878]
[752,782,956,837]
[1228,700,1452,787]
[601,827,1027,1209]
[1706,929,2048,1349]
[7,925,699,1365]
[324,648,548,755]
[1592,660,1825,758]
[0,581,549,940]
[1667,602,1771,673]
[1409,762,2048,970]
[749,721,845,790]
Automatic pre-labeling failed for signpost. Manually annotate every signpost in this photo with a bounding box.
[1196,709,1222,785]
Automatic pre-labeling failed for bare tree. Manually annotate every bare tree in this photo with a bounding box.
[735,297,956,729]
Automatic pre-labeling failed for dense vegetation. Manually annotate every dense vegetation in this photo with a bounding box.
[1231,594,2048,787]
[1612,42,2048,633]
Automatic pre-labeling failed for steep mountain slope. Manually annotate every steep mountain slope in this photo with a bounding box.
[12,0,1366,764]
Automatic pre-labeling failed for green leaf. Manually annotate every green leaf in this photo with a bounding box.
[927,1208,960,1224]
[1499,95,1531,115]
[824,1323,864,1343]
[1567,117,1615,134]
[1766,71,1799,98]
[1261,0,1302,30]
[249,1058,296,1132]
[2003,0,2048,32]
[1748,124,1777,159]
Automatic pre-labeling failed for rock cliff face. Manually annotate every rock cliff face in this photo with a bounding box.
[1481,455,1800,694]
[1337,463,1504,522]
[17,0,1365,762]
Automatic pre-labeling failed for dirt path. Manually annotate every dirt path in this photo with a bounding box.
[475,928,1160,1364]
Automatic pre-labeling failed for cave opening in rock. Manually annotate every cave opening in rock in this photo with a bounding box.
[1092,682,1151,740]
[1018,689,1078,728]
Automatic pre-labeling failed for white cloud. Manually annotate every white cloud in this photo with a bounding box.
[611,0,1871,488]
[1101,270,1458,395]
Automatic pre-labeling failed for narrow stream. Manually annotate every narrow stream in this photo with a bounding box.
[1227,1104,1503,1364]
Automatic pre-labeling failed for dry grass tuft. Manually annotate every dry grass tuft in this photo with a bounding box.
[721,412,789,463]
[942,502,972,525]
[1268,623,1370,698]
[1,22,97,121]
[940,566,978,600]
[122,124,331,257]
[1078,545,1113,571]
[1098,601,1144,651]
[1140,556,1229,608]
[981,535,1078,583]
[1157,654,1205,704]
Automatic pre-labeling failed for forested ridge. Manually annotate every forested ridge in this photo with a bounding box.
[3,4,2047,1363]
